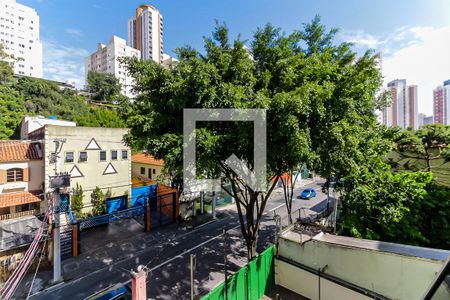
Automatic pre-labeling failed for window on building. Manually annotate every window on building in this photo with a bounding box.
[140,167,145,175]
[122,150,128,160]
[111,150,118,160]
[99,151,107,161]
[7,168,23,182]
[153,169,156,174]
[65,152,74,163]
[79,151,88,162]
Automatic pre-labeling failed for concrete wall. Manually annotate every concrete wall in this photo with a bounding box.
[276,233,450,300]
[0,160,44,193]
[275,259,372,300]
[44,125,131,213]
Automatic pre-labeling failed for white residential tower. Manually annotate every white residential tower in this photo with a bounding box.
[85,35,140,99]
[381,79,418,129]
[0,0,43,78]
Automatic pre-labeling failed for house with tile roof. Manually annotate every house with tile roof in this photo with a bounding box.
[0,140,44,221]
[131,152,165,182]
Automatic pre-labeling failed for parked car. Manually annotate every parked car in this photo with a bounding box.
[299,188,317,199]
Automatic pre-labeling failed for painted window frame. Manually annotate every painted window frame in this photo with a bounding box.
[99,151,107,162]
[79,151,88,163]
[7,168,23,182]
[65,151,74,163]
[111,150,118,161]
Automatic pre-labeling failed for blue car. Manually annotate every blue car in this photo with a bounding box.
[299,188,317,199]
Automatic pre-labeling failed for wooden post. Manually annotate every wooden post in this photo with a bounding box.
[72,224,78,257]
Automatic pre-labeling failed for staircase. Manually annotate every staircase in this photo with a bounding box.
[59,213,73,259]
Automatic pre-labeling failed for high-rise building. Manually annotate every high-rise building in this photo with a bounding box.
[418,113,434,127]
[85,36,141,99]
[0,0,43,78]
[128,4,163,63]
[433,80,450,125]
[381,79,418,129]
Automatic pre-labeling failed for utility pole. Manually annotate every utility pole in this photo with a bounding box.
[51,138,66,284]
[190,254,196,300]
[200,191,204,215]
[223,227,228,300]
[212,191,216,220]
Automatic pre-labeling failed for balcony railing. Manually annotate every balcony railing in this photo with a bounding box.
[0,209,39,221]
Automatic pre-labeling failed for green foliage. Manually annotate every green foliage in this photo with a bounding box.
[86,71,122,102]
[90,187,106,216]
[72,183,84,218]
[0,85,25,139]
[384,125,450,186]
[120,17,390,258]
[0,44,15,85]
[0,72,126,139]
[340,166,432,244]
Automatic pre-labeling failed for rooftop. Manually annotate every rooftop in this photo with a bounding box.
[0,140,42,162]
[0,191,43,208]
[131,153,164,166]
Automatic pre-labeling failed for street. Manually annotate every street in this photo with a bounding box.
[21,179,330,300]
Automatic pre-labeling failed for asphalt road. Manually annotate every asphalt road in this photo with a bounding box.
[21,179,329,300]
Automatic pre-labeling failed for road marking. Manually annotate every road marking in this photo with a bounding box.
[269,203,285,212]
[86,223,242,298]
[30,216,238,299]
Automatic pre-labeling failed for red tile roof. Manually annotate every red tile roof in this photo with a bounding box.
[0,191,43,208]
[131,153,164,166]
[0,141,42,162]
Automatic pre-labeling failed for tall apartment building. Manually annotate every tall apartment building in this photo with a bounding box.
[85,35,140,99]
[128,4,163,63]
[433,80,450,125]
[0,0,43,77]
[381,79,418,129]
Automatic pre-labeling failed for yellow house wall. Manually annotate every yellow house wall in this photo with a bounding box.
[132,162,163,182]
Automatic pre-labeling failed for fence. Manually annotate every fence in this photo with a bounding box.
[200,245,275,300]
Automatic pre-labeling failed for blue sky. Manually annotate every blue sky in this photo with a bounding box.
[21,0,450,115]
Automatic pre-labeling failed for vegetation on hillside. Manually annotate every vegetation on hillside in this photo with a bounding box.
[0,46,126,139]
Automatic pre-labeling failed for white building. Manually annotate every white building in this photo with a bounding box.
[381,79,418,129]
[20,115,76,140]
[128,4,163,63]
[0,0,43,78]
[85,35,140,99]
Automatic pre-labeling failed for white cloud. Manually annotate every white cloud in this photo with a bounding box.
[42,40,88,88]
[342,26,450,115]
[65,28,83,38]
[340,30,379,48]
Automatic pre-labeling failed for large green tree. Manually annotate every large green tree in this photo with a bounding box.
[121,17,398,259]
[86,71,123,103]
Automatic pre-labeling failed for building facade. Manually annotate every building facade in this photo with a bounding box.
[131,152,164,182]
[85,35,141,99]
[0,140,44,220]
[28,124,131,214]
[433,80,450,125]
[128,4,163,63]
[381,79,418,129]
[0,0,43,77]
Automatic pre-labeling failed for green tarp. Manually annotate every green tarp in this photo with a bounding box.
[201,245,275,300]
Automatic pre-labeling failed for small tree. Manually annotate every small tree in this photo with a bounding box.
[72,183,84,218]
[90,186,106,215]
